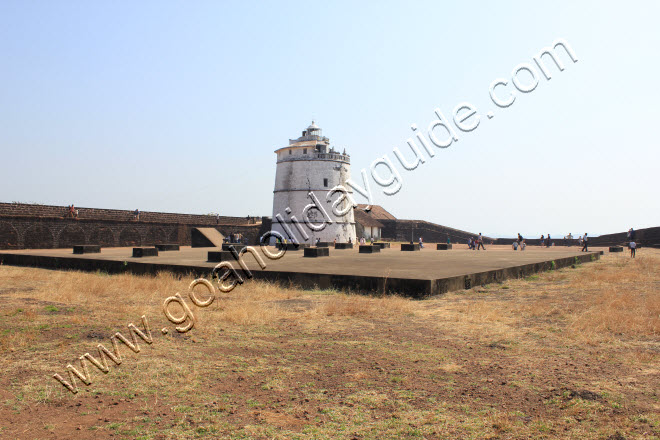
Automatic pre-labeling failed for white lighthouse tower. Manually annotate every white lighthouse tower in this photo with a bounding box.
[271,122,356,244]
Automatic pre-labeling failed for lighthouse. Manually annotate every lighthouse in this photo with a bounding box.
[271,122,356,244]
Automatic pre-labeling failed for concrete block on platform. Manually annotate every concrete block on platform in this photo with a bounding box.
[304,247,330,257]
[73,245,100,254]
[133,247,158,257]
[359,245,381,254]
[155,244,179,251]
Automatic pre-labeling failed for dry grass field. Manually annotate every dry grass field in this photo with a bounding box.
[0,248,658,439]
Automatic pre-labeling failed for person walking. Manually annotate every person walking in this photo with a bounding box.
[581,233,588,252]
[521,240,526,251]
[547,234,551,247]
[540,235,545,247]
[419,237,424,249]
[629,241,636,258]
[477,233,486,250]
[517,233,523,248]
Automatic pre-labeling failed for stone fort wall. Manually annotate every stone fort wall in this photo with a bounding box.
[0,203,270,249]
[493,227,660,248]
[3,202,657,250]
[379,219,490,244]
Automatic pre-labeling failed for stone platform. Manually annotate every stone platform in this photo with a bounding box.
[0,246,602,298]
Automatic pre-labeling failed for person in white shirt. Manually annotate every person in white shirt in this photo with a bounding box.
[581,233,588,252]
[477,233,485,250]
[629,241,636,258]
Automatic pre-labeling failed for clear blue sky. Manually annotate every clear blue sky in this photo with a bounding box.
[1,1,658,237]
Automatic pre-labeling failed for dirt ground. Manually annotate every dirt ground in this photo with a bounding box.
[0,248,658,439]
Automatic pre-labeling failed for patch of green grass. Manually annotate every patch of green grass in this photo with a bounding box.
[246,398,262,408]
[44,305,59,313]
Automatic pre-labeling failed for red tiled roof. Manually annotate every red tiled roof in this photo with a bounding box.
[353,208,384,228]
[355,204,396,220]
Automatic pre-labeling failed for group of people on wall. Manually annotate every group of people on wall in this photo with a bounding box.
[274,228,640,258]
[224,233,246,244]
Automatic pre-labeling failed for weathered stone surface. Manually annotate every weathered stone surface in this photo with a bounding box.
[401,243,420,251]
[132,247,158,257]
[609,246,624,252]
[73,245,100,254]
[359,245,380,253]
[207,251,235,262]
[316,242,332,247]
[304,247,330,257]
[155,244,180,251]
[334,243,354,249]
[373,242,391,249]
[437,244,452,250]
[0,247,602,298]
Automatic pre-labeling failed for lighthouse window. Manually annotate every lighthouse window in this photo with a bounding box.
[323,178,328,187]
[289,149,291,155]
[303,148,307,154]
